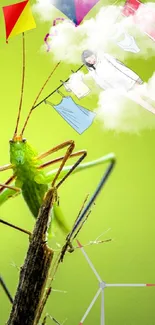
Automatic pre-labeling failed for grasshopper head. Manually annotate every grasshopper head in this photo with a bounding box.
[9,136,36,166]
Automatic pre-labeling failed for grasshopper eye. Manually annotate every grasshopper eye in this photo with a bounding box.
[22,138,26,143]
[9,139,14,143]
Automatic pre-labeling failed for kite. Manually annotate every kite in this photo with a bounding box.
[44,0,100,51]
[2,0,36,42]
[122,0,155,41]
[122,0,141,16]
[50,0,100,26]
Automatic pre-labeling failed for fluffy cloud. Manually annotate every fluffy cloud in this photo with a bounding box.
[33,1,155,63]
[96,73,155,133]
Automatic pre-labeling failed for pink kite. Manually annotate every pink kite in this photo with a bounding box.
[122,0,155,41]
[44,0,100,51]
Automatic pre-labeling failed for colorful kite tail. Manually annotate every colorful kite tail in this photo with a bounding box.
[44,33,51,52]
[44,18,65,52]
[44,17,76,52]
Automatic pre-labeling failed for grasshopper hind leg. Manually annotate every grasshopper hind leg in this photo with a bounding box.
[47,200,70,240]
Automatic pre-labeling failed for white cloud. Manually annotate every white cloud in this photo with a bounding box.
[34,1,155,63]
[33,0,57,21]
[96,73,155,133]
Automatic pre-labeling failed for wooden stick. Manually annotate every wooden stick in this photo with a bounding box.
[7,188,56,325]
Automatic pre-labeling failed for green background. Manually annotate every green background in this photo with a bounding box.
[0,0,155,324]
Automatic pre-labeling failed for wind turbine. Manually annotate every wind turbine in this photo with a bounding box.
[77,240,155,325]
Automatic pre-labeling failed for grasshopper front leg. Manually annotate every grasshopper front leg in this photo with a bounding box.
[0,178,31,237]
[0,165,21,206]
[0,164,12,172]
[0,187,21,207]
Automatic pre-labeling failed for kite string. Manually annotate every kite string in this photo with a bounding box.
[31,61,61,108]
[20,60,61,136]
[13,32,25,138]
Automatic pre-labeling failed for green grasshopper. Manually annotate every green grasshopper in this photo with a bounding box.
[0,33,114,235]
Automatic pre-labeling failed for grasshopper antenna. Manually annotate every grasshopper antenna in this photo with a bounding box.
[20,61,61,136]
[13,33,25,140]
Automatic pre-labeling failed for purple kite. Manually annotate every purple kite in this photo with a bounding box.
[50,0,100,25]
[44,0,100,51]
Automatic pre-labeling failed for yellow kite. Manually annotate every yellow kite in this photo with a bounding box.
[2,0,36,42]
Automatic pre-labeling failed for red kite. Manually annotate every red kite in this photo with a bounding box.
[2,0,36,42]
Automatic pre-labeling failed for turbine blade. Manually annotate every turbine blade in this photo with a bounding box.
[77,240,102,283]
[101,289,105,325]
[79,288,102,325]
[106,283,155,287]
